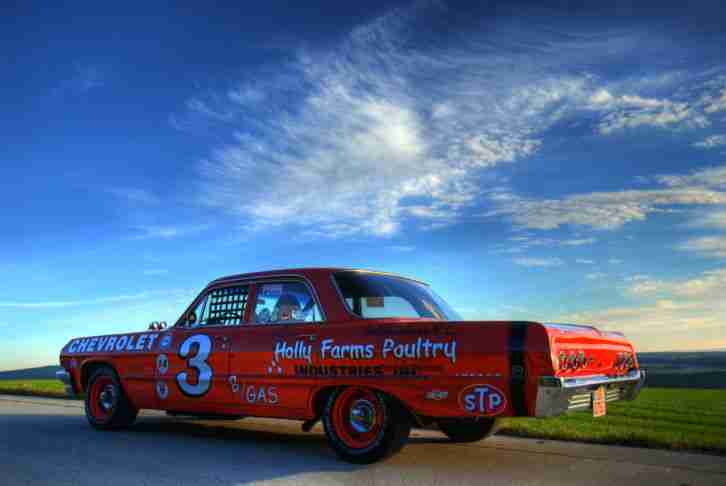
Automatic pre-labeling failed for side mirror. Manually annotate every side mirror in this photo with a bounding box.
[186,312,197,325]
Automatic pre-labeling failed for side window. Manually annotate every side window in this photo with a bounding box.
[254,281,321,324]
[181,285,249,327]
[186,295,209,328]
[203,285,249,326]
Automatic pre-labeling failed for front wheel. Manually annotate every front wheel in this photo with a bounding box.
[322,387,411,464]
[84,366,138,430]
[438,417,498,443]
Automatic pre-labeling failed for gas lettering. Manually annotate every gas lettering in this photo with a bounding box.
[244,385,278,405]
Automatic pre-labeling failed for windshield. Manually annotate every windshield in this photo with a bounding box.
[333,271,462,321]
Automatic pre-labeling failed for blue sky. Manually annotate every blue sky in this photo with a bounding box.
[2,0,726,369]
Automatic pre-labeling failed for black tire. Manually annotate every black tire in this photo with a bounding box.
[438,417,498,443]
[84,366,138,430]
[322,387,411,464]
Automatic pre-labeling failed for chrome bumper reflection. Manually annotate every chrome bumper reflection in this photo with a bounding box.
[535,369,645,418]
[55,370,77,398]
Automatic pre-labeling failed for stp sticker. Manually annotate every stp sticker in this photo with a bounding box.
[459,384,507,416]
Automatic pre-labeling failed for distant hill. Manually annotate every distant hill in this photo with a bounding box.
[0,365,62,380]
[1,351,725,388]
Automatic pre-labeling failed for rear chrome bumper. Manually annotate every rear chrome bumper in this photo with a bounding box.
[56,370,77,398]
[534,369,645,418]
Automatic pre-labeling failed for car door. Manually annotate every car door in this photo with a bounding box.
[230,279,324,418]
[155,284,250,414]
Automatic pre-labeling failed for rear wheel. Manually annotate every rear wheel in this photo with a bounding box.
[438,417,498,443]
[84,366,138,430]
[323,387,411,464]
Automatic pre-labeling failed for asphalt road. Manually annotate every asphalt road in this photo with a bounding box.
[2,394,725,486]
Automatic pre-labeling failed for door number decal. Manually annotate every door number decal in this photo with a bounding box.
[176,334,213,397]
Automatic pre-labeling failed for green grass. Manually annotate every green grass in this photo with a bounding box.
[498,388,726,455]
[0,379,70,399]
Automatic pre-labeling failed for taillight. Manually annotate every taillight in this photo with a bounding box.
[614,352,634,370]
[558,350,590,371]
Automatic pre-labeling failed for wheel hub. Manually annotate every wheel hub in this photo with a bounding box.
[349,399,376,433]
[98,385,115,412]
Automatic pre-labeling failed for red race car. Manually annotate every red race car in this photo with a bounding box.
[57,268,645,463]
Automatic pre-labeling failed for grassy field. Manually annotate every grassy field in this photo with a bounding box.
[1,380,724,455]
[0,379,69,398]
[498,388,726,455]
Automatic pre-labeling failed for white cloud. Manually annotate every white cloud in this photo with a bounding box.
[561,267,726,351]
[703,89,726,114]
[129,224,209,240]
[387,245,415,252]
[0,292,153,309]
[588,89,710,134]
[678,236,726,258]
[488,164,726,230]
[576,258,595,264]
[513,257,564,267]
[586,272,607,280]
[689,210,726,229]
[693,134,726,149]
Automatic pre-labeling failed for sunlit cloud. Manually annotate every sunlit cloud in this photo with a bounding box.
[488,164,726,231]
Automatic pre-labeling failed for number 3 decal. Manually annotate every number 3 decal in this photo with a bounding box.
[176,334,213,397]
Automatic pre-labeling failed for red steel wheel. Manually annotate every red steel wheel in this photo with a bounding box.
[88,375,116,424]
[323,387,411,464]
[84,366,138,430]
[331,387,386,450]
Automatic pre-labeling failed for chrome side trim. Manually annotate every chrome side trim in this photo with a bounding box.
[535,369,645,418]
[56,370,77,398]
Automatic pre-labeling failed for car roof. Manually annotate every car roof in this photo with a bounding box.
[208,267,428,286]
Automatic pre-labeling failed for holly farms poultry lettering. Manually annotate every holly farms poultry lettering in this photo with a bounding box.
[274,337,457,364]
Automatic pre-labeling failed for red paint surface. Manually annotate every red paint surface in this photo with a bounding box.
[59,268,642,420]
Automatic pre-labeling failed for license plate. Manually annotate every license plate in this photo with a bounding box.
[592,386,607,417]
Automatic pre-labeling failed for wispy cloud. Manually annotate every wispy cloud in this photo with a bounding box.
[57,64,105,94]
[693,134,726,149]
[588,90,710,134]
[513,257,564,268]
[0,288,191,309]
[174,2,725,240]
[128,224,209,240]
[679,236,726,258]
[387,245,415,252]
[488,164,726,231]
[0,292,150,309]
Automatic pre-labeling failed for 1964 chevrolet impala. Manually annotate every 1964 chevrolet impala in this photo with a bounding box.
[58,268,645,463]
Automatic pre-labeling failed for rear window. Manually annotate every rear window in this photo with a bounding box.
[333,271,461,321]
